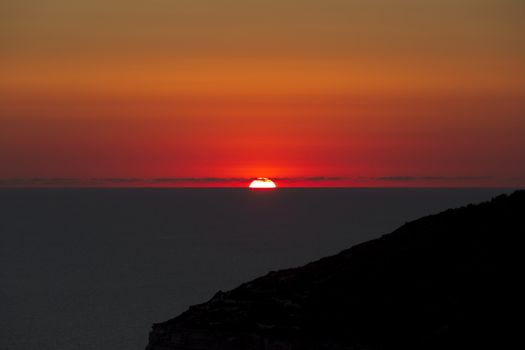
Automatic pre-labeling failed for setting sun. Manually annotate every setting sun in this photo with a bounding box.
[249,178,277,189]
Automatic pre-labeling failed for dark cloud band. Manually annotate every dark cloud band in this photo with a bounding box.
[0,175,496,187]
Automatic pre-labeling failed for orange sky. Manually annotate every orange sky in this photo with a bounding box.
[1,1,524,187]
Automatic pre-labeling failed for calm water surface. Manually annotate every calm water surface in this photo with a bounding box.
[0,188,514,350]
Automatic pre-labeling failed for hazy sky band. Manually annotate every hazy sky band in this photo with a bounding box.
[1,1,524,186]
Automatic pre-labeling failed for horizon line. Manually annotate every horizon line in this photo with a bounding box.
[0,175,522,188]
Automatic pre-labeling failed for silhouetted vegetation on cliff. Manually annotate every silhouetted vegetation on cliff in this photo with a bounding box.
[146,191,523,349]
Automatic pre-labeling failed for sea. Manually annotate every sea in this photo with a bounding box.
[0,188,516,350]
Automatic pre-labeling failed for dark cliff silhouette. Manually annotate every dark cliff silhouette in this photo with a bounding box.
[145,191,523,349]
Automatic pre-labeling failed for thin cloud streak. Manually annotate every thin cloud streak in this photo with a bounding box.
[0,176,497,187]
[370,176,494,182]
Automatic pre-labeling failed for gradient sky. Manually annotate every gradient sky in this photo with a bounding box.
[1,0,524,187]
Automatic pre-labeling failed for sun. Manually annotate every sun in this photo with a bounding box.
[249,178,277,189]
